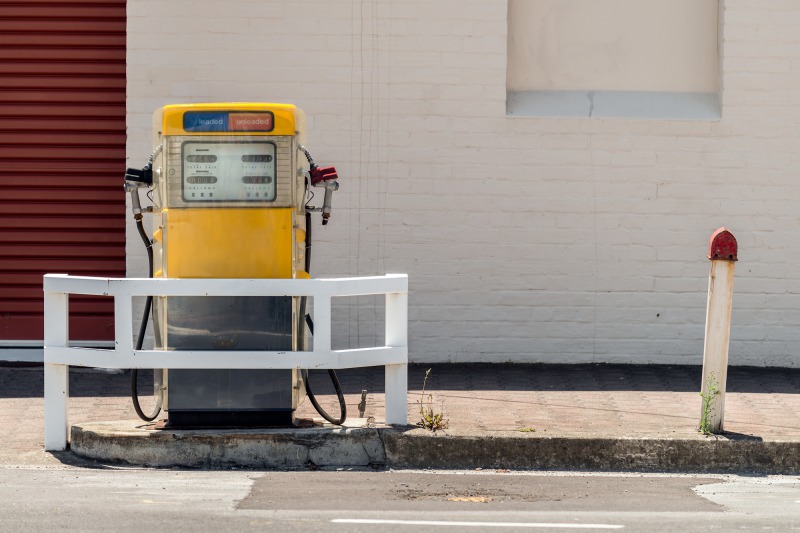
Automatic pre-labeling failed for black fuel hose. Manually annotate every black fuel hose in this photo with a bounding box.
[304,368,347,425]
[131,215,162,422]
[300,299,347,425]
[301,210,347,425]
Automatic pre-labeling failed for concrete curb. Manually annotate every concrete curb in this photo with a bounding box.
[70,421,800,474]
[382,430,800,474]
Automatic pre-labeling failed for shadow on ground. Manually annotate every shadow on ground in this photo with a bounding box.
[2,363,800,399]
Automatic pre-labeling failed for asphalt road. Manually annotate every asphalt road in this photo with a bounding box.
[2,467,800,532]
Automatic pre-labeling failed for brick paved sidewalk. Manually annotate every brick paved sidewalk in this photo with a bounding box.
[3,363,800,467]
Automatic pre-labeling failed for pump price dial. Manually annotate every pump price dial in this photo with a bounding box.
[242,155,273,163]
[186,155,218,163]
[242,176,273,184]
[186,176,218,184]
[181,141,276,202]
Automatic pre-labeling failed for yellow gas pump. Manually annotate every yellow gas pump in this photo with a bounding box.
[124,102,342,427]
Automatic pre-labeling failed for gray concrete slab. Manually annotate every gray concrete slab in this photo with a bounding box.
[71,419,387,468]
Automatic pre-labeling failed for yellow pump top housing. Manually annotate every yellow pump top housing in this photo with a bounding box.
[150,102,309,282]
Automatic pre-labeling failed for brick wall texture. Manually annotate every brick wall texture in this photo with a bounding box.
[126,1,800,366]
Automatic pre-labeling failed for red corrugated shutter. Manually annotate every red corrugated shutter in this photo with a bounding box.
[0,0,126,342]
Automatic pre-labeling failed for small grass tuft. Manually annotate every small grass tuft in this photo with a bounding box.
[699,372,720,436]
[417,368,449,432]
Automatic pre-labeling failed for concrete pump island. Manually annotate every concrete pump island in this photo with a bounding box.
[42,102,409,467]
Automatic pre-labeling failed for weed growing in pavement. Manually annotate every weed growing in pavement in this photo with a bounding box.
[516,427,536,433]
[699,372,720,435]
[417,368,449,431]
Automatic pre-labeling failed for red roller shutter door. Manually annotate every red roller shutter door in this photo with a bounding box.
[0,0,126,342]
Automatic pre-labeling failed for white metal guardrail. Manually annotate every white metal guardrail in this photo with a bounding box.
[43,273,409,451]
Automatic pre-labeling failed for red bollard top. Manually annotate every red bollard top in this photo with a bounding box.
[708,228,738,261]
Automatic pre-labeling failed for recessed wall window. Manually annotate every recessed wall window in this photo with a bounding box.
[507,0,721,119]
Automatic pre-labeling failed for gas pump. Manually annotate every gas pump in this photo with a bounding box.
[124,102,344,427]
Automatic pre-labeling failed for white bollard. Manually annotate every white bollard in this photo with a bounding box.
[699,228,738,434]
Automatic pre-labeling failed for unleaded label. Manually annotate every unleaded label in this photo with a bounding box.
[183,111,274,133]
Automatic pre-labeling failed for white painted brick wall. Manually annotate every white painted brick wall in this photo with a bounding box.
[127,0,800,366]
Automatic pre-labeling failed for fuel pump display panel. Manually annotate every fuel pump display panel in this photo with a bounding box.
[181,141,276,202]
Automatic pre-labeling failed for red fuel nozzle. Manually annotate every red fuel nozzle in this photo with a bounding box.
[309,165,338,186]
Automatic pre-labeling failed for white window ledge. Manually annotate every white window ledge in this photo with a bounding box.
[507,90,720,120]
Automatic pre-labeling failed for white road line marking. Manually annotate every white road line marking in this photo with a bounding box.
[331,518,624,529]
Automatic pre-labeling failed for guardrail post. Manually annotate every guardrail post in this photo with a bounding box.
[385,290,408,425]
[699,228,737,434]
[314,294,332,356]
[44,284,69,451]
[114,289,133,356]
